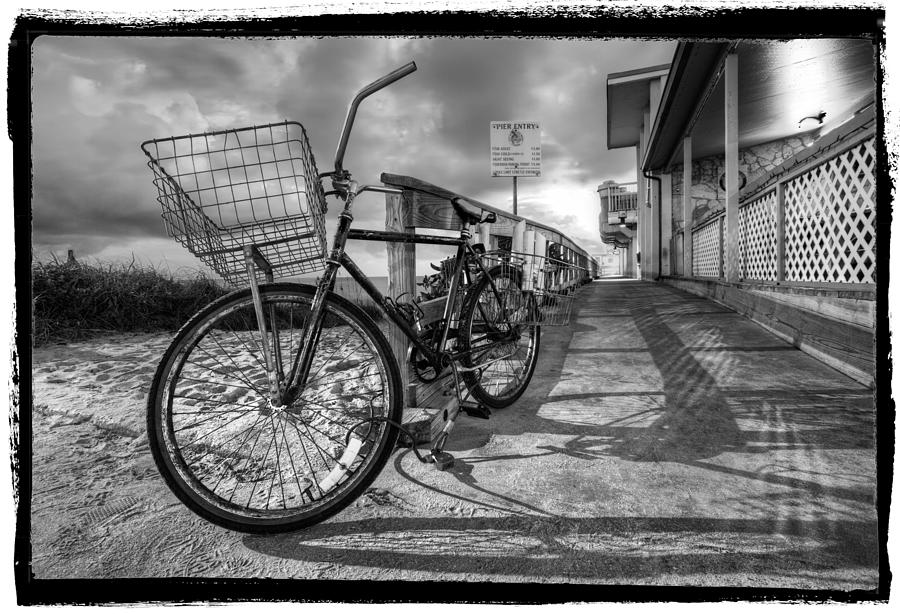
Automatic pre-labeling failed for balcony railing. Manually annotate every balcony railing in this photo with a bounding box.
[599,181,639,213]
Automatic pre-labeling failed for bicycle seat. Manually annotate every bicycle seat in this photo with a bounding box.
[451,197,497,226]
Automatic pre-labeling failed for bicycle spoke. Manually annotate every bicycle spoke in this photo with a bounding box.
[276,417,305,508]
[171,397,262,413]
[304,336,369,389]
[153,288,400,529]
[192,340,267,394]
[178,408,268,469]
[226,412,271,504]
[245,419,277,510]
[172,403,256,433]
[207,410,269,497]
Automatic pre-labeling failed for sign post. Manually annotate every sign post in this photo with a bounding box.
[490,121,541,216]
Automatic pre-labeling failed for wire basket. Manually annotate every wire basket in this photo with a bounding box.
[478,250,585,326]
[141,121,328,286]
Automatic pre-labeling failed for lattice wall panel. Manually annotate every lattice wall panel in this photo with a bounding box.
[739,190,778,281]
[692,217,722,278]
[783,138,876,284]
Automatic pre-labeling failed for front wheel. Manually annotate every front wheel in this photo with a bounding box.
[147,284,402,533]
[458,266,540,408]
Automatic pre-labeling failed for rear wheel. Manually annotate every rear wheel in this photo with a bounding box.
[147,284,402,533]
[458,266,540,408]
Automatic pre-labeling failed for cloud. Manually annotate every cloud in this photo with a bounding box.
[29,35,675,275]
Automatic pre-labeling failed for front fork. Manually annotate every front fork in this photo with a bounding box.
[281,191,358,407]
[245,183,358,408]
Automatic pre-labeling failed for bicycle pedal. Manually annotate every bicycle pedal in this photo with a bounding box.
[431,451,455,471]
[460,401,491,419]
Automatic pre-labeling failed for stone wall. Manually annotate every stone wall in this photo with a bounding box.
[669,133,816,231]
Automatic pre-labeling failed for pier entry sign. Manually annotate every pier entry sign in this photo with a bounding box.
[490,121,541,177]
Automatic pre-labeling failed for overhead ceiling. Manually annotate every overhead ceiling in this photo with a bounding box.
[606,64,671,149]
[646,38,877,169]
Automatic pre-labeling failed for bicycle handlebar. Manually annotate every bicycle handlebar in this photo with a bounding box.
[333,61,417,175]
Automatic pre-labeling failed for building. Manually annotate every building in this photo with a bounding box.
[603,40,877,385]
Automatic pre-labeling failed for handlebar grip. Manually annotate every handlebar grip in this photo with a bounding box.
[334,61,418,174]
[383,61,418,84]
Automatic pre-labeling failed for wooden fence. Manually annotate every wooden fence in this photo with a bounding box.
[688,133,876,288]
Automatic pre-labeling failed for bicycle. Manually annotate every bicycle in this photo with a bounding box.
[141,62,574,534]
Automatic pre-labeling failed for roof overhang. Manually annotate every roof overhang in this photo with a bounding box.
[606,64,671,150]
[641,42,730,169]
[642,39,877,171]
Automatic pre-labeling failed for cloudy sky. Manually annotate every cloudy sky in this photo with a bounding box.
[31,35,676,279]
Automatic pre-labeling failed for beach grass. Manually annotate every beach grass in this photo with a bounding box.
[31,257,388,346]
[32,256,229,345]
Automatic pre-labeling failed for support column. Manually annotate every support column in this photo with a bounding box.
[634,148,644,279]
[724,52,740,282]
[682,135,693,277]
[660,173,673,276]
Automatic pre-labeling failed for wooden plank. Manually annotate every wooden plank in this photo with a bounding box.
[417,295,449,328]
[380,172,591,262]
[411,190,517,234]
[664,277,874,385]
[399,369,459,445]
[744,288,875,329]
[715,283,873,380]
[399,406,448,446]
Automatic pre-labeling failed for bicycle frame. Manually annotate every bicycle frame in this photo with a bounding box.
[240,60,512,408]
[275,196,495,407]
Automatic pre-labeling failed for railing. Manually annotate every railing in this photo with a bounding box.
[602,182,639,213]
[692,214,724,278]
[377,173,597,401]
[598,181,638,247]
[689,133,876,286]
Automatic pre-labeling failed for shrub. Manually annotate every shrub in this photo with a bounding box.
[31,257,228,345]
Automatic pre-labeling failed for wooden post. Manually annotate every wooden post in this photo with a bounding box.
[512,219,527,254]
[776,181,785,282]
[522,229,536,291]
[479,220,492,251]
[724,52,740,282]
[386,191,416,401]
[534,232,547,290]
[682,135,693,278]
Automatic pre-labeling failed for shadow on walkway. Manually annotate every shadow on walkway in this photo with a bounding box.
[244,513,878,582]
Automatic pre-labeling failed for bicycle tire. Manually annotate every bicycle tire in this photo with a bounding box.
[457,266,540,408]
[147,283,402,534]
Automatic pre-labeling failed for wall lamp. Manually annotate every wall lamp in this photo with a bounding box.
[798,111,826,129]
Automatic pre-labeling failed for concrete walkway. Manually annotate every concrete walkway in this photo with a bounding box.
[30,278,880,590]
[291,278,879,588]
